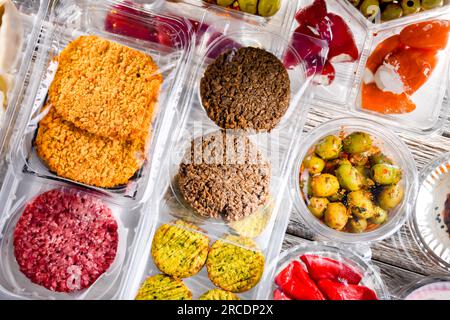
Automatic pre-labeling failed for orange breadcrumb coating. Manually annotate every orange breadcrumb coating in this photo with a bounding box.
[35,107,148,188]
[48,35,162,140]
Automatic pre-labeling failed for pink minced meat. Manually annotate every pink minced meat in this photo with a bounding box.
[13,189,119,293]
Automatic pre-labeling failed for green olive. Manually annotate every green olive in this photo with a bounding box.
[311,174,340,197]
[324,202,349,231]
[308,197,329,219]
[315,135,342,160]
[360,0,381,19]
[369,152,393,166]
[371,163,402,185]
[377,184,404,210]
[381,3,403,20]
[237,0,258,14]
[421,0,444,10]
[217,0,235,6]
[364,178,376,189]
[328,189,346,202]
[355,165,371,179]
[350,0,361,5]
[335,164,364,191]
[401,0,421,15]
[369,206,389,224]
[303,154,325,174]
[349,153,369,166]
[257,0,281,17]
[347,190,375,219]
[348,217,368,233]
[343,132,373,154]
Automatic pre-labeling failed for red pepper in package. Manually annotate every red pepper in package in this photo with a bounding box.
[300,254,363,285]
[273,289,292,300]
[317,279,378,300]
[275,260,325,300]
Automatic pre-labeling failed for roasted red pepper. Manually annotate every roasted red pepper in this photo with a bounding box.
[300,254,363,285]
[295,0,327,27]
[317,279,378,300]
[275,260,325,300]
[273,289,292,300]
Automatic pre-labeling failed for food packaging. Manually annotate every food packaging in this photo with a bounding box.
[262,242,389,300]
[6,0,194,206]
[291,116,418,243]
[121,4,326,300]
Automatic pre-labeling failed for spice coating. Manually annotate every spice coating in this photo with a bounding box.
[135,274,192,300]
[151,220,209,278]
[199,289,240,300]
[206,235,265,293]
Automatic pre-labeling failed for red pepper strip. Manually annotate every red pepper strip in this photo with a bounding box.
[317,279,378,300]
[273,289,292,300]
[275,261,326,300]
[300,254,363,285]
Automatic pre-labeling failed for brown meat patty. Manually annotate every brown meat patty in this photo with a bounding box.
[200,47,290,132]
[177,131,271,222]
[35,107,146,188]
[48,35,162,140]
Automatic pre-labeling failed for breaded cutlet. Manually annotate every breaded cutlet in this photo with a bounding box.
[35,106,147,188]
[48,35,162,140]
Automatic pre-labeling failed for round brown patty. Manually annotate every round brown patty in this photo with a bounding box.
[177,131,271,222]
[35,107,146,188]
[48,35,162,140]
[200,47,290,132]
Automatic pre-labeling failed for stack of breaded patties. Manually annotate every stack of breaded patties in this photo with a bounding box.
[36,35,162,188]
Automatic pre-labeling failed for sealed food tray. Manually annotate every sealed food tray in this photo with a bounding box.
[121,10,321,300]
[7,0,194,206]
[0,0,196,300]
[261,242,390,300]
[287,0,450,135]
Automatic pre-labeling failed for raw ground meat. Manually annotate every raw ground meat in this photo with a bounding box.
[13,188,119,293]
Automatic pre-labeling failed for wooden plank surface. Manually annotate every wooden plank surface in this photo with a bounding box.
[283,106,450,296]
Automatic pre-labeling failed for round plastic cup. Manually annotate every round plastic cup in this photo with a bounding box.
[400,276,450,300]
[270,242,390,300]
[291,117,418,243]
[408,151,450,271]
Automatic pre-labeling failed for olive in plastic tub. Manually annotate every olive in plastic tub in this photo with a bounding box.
[291,117,418,243]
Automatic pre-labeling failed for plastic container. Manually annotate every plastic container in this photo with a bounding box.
[342,0,450,26]
[6,0,195,206]
[400,276,450,300]
[286,0,450,135]
[408,152,450,272]
[0,173,130,300]
[262,242,390,300]
[161,0,298,31]
[0,0,195,300]
[291,117,418,243]
[0,0,49,174]
[121,11,322,300]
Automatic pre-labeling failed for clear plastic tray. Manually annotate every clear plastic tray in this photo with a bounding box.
[287,1,450,135]
[291,117,418,243]
[399,276,450,300]
[261,242,390,300]
[120,11,321,300]
[0,0,49,174]
[0,0,196,300]
[408,151,450,272]
[6,0,194,206]
[0,172,132,300]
